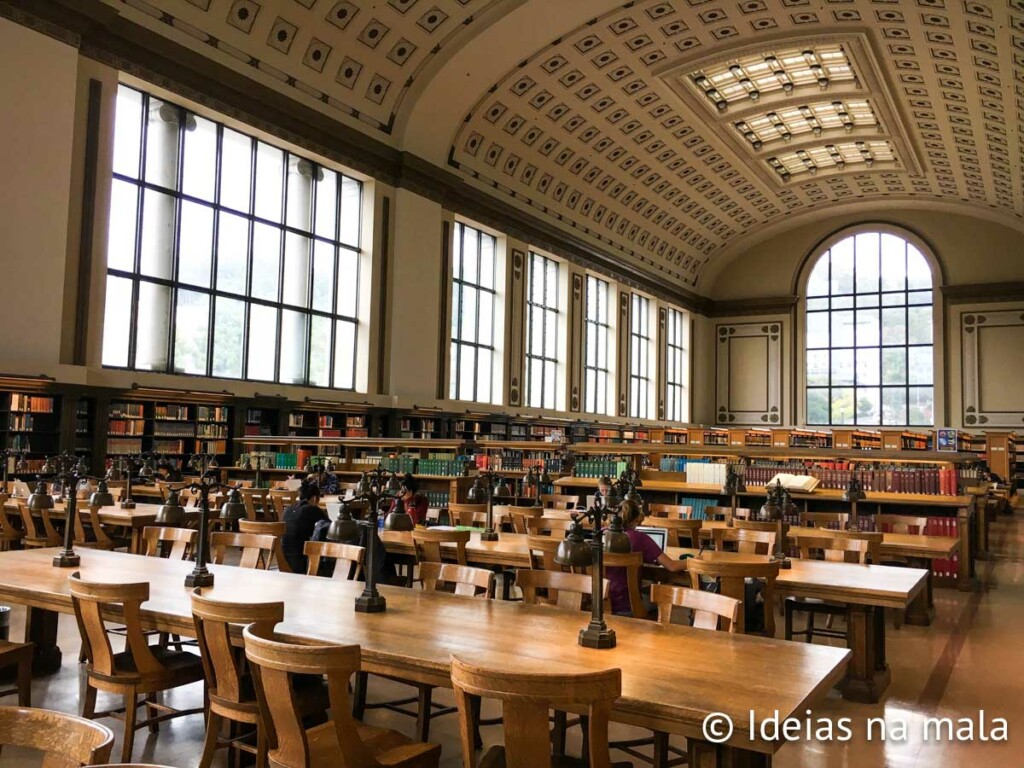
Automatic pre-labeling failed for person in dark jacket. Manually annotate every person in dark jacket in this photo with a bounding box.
[281,481,328,574]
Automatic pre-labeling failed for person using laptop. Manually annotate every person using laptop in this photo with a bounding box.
[607,501,689,617]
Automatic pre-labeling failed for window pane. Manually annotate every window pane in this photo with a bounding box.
[806,388,829,424]
[855,348,880,385]
[251,223,281,301]
[908,387,934,425]
[478,349,492,403]
[830,239,853,294]
[221,128,252,213]
[107,180,138,271]
[337,249,358,317]
[908,290,931,305]
[308,315,332,387]
[182,115,217,201]
[881,308,906,345]
[139,189,176,280]
[314,168,338,240]
[463,227,479,285]
[217,212,249,294]
[480,234,495,290]
[479,291,494,345]
[529,358,542,408]
[212,297,245,378]
[112,88,143,178]
[449,342,460,400]
[544,308,558,358]
[807,312,829,349]
[831,349,854,385]
[807,259,829,297]
[460,286,477,343]
[908,347,933,385]
[882,387,907,426]
[254,143,284,222]
[880,234,906,291]
[144,98,179,190]
[339,176,361,247]
[178,201,213,287]
[544,360,556,408]
[806,350,828,387]
[136,281,171,370]
[173,289,209,374]
[283,233,311,308]
[286,156,314,230]
[855,309,879,347]
[101,276,133,366]
[459,346,476,400]
[831,387,855,424]
[279,310,309,384]
[882,348,906,385]
[334,320,356,389]
[856,387,880,424]
[907,306,932,344]
[855,235,879,293]
[312,241,335,312]
[906,245,930,290]
[831,310,854,347]
[247,304,278,380]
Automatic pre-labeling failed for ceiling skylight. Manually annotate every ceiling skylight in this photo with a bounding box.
[767,140,895,181]
[734,99,879,150]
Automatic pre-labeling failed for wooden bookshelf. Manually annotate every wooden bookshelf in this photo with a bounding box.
[1,389,61,475]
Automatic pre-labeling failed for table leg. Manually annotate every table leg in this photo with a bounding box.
[957,505,978,591]
[131,526,143,555]
[841,604,890,703]
[688,738,771,767]
[24,607,62,676]
[904,560,935,627]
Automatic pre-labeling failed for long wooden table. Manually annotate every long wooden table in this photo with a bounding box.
[383,530,924,703]
[0,548,849,767]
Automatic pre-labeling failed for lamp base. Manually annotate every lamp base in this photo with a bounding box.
[52,552,80,568]
[578,624,617,649]
[479,529,499,542]
[355,592,387,613]
[185,568,215,588]
[120,500,136,510]
[772,554,793,569]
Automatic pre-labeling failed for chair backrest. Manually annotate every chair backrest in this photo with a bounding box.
[447,503,488,528]
[238,519,287,538]
[19,502,61,546]
[238,488,268,522]
[0,494,23,541]
[0,704,114,767]
[539,493,579,510]
[712,527,775,555]
[69,574,164,678]
[412,528,470,565]
[703,506,735,522]
[686,558,780,635]
[795,536,872,564]
[526,516,575,538]
[640,517,702,547]
[507,505,544,534]
[210,531,280,570]
[242,623,373,768]
[526,535,564,571]
[730,507,754,521]
[419,562,494,598]
[191,592,284,707]
[602,551,646,618]
[268,490,298,521]
[450,656,621,768]
[649,584,740,633]
[140,526,197,560]
[732,519,779,534]
[646,503,693,519]
[74,506,115,547]
[303,540,364,580]
[875,514,930,535]
[516,569,608,612]
[799,511,850,529]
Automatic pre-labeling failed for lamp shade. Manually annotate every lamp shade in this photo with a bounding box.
[355,472,371,497]
[219,488,246,521]
[155,497,186,526]
[384,496,414,532]
[603,514,632,554]
[467,477,486,503]
[327,503,360,542]
[88,480,115,508]
[494,477,513,497]
[554,520,592,568]
[385,472,402,495]
[28,480,54,511]
[139,460,154,480]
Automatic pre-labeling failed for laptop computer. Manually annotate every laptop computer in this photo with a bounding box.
[635,525,667,551]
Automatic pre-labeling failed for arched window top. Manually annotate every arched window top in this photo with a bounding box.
[803,228,935,427]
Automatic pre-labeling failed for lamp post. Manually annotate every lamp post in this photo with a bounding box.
[190,453,219,481]
[351,467,402,613]
[466,470,511,542]
[553,495,634,649]
[721,464,746,509]
[0,449,24,495]
[116,455,138,509]
[842,474,866,530]
[164,478,245,588]
[44,455,107,569]
[758,480,793,568]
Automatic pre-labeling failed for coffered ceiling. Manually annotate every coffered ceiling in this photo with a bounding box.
[61,1,1024,293]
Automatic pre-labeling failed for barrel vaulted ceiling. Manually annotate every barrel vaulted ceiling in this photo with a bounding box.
[91,0,1024,293]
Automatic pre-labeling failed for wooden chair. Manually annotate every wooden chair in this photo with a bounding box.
[730,507,754,521]
[799,511,850,529]
[795,534,876,564]
[304,540,364,580]
[540,493,579,509]
[420,562,495,598]
[0,495,25,550]
[237,519,287,538]
[603,551,647,619]
[412,528,469,565]
[527,516,576,538]
[447,503,488,527]
[507,505,544,534]
[268,490,298,521]
[712,527,775,555]
[210,531,290,572]
[516,569,609,611]
[239,488,270,522]
[646,503,693,519]
[18,502,61,548]
[875,514,930,536]
[243,623,441,768]
[69,574,205,763]
[0,705,114,766]
[703,505,735,522]
[526,535,564,572]
[640,517,702,547]
[139,527,196,560]
[74,506,128,551]
[450,656,627,768]
[191,592,329,768]
[0,641,33,706]
[612,584,740,767]
[686,558,780,635]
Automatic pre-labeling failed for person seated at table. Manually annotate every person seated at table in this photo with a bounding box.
[595,475,613,504]
[308,466,340,495]
[156,459,182,483]
[607,501,688,617]
[281,481,328,574]
[386,474,429,526]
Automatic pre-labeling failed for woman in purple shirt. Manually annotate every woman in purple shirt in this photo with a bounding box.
[608,502,689,616]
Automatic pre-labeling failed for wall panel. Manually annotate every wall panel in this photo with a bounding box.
[715,321,782,425]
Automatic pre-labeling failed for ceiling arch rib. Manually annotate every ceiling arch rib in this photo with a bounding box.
[449,0,1024,292]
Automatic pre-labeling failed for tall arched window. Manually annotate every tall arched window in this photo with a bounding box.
[805,231,934,426]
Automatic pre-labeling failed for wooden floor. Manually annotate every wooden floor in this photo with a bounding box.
[2,510,1022,767]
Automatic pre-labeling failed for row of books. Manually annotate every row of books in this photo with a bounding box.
[153,439,187,454]
[110,403,145,418]
[154,423,196,437]
[472,451,565,472]
[244,424,273,436]
[199,440,228,454]
[574,459,629,479]
[678,496,725,519]
[742,463,966,495]
[317,415,365,428]
[108,420,145,435]
[424,491,450,508]
[7,414,42,430]
[9,394,55,413]
[685,462,728,486]
[197,406,230,422]
[106,438,143,455]
[659,456,716,473]
[5,435,34,452]
[154,405,190,421]
[4,456,44,473]
[197,424,229,438]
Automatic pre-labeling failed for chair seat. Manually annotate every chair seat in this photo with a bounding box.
[479,746,632,768]
[94,646,205,692]
[303,720,441,768]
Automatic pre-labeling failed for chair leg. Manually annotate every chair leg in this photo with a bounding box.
[146,694,160,733]
[199,710,223,768]
[416,685,432,742]
[551,711,567,758]
[469,693,483,749]
[255,718,268,768]
[17,657,31,707]
[121,688,138,763]
[784,601,794,641]
[653,730,670,768]
[82,683,97,719]
[352,671,368,720]
[805,611,815,643]
[580,714,591,764]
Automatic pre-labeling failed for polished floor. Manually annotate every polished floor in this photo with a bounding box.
[2,509,1021,767]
